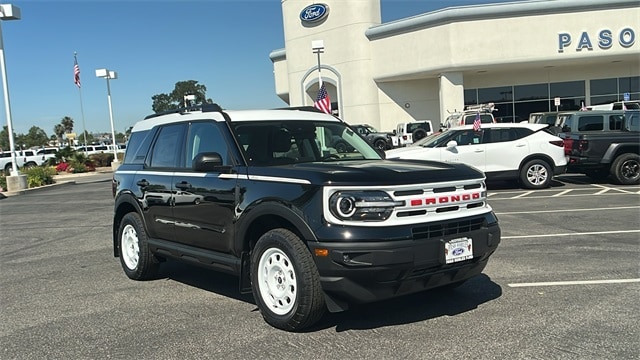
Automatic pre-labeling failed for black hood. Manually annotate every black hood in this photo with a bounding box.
[246,159,484,186]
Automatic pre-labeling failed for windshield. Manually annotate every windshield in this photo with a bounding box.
[410,132,441,146]
[231,120,382,165]
[416,131,458,148]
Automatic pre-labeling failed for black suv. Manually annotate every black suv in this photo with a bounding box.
[350,124,394,150]
[112,105,501,331]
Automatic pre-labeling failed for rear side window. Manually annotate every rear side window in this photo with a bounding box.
[484,128,531,143]
[609,115,624,130]
[123,130,155,164]
[577,115,604,131]
[627,113,640,131]
[149,124,186,168]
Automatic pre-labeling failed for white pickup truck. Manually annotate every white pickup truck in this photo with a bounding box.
[1,149,53,174]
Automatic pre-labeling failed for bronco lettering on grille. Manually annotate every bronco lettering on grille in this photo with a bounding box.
[412,192,481,206]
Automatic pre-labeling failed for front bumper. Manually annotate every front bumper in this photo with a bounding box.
[307,213,501,311]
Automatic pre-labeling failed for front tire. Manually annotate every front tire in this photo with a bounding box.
[250,228,325,331]
[520,159,552,189]
[373,139,387,150]
[610,153,640,185]
[118,212,159,280]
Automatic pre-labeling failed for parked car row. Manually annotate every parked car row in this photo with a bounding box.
[386,123,567,189]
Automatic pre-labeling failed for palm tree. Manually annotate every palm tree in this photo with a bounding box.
[61,116,74,134]
[53,124,65,146]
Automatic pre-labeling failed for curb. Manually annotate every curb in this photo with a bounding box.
[1,180,77,198]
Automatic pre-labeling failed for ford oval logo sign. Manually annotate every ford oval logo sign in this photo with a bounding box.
[452,248,465,256]
[300,4,329,23]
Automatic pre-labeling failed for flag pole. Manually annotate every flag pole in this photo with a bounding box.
[74,52,87,151]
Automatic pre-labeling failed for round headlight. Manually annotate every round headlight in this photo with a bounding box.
[336,194,357,218]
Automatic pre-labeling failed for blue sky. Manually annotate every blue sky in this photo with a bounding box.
[2,0,518,137]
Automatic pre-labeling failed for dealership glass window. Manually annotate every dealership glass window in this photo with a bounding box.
[590,78,617,95]
[478,86,512,103]
[590,94,619,106]
[464,89,477,105]
[550,81,585,98]
[619,76,640,94]
[514,83,548,101]
[590,76,640,103]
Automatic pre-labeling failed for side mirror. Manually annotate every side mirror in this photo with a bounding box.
[446,140,458,149]
[392,129,397,135]
[193,152,223,172]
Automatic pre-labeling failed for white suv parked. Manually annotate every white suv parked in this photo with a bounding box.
[386,123,568,189]
[394,120,433,147]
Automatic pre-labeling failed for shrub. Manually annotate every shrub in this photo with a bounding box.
[56,162,70,173]
[0,174,6,192]
[25,166,56,188]
[90,152,115,167]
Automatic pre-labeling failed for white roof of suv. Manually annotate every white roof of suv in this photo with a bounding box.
[133,107,340,132]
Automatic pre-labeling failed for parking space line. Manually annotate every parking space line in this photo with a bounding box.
[592,183,636,194]
[551,189,572,197]
[511,191,534,199]
[508,278,640,287]
[495,205,640,215]
[501,229,640,239]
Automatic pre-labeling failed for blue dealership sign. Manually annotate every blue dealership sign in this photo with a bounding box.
[300,4,329,23]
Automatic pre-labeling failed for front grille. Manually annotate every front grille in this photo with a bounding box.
[411,216,485,240]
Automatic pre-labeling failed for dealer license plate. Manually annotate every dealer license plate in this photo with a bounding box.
[444,237,474,264]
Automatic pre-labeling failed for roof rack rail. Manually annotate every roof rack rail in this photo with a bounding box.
[273,106,324,113]
[144,103,223,120]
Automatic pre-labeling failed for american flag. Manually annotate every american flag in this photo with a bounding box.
[473,112,481,131]
[73,57,81,88]
[314,82,331,114]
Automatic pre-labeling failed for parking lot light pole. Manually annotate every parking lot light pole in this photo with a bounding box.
[0,4,26,191]
[95,68,119,168]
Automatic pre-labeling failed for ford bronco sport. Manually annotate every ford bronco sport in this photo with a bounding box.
[112,104,501,331]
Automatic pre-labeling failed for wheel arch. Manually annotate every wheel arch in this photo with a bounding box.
[113,192,146,258]
[518,153,554,171]
[603,143,640,164]
[236,201,318,294]
[236,201,318,255]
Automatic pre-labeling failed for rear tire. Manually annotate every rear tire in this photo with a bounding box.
[520,159,552,189]
[118,212,159,280]
[610,153,640,185]
[250,228,325,331]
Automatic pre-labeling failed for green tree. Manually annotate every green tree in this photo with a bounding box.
[151,80,213,113]
[0,125,14,150]
[22,126,49,148]
[77,130,95,145]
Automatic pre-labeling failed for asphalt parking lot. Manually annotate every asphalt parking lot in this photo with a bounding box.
[0,173,638,359]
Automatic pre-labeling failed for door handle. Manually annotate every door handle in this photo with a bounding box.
[136,179,149,187]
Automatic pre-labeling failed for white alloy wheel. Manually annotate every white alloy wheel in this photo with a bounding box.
[121,224,140,270]
[257,247,297,315]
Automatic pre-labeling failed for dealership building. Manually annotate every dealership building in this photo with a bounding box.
[270,0,640,131]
